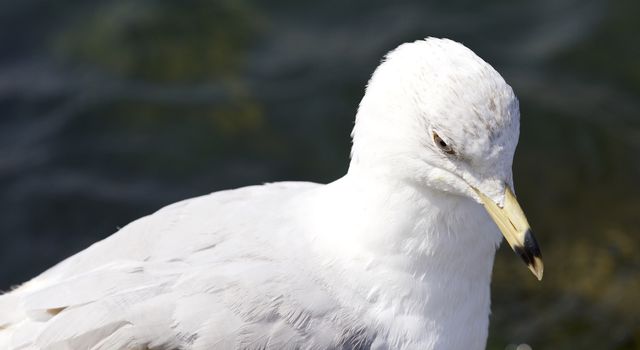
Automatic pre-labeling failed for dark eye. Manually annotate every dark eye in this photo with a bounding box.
[433,132,456,155]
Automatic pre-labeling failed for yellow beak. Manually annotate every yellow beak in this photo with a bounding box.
[475,186,543,280]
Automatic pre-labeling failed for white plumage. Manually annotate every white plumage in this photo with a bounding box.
[0,38,539,349]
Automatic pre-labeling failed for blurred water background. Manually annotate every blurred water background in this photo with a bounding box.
[0,0,639,348]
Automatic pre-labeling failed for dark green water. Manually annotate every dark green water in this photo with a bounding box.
[0,0,638,348]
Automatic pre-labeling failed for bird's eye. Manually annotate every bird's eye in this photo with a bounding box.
[433,132,456,155]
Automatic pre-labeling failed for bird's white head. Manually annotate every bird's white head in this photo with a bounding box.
[349,38,543,280]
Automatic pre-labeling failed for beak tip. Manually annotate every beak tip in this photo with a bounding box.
[514,229,544,281]
[530,258,544,281]
[525,230,543,281]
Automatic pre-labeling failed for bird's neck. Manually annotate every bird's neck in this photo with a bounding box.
[318,172,501,259]
[308,173,501,348]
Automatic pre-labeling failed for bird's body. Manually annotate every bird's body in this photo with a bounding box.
[1,178,498,350]
[0,38,542,349]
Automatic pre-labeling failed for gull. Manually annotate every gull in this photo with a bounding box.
[0,38,543,350]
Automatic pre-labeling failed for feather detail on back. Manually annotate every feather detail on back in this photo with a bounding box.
[0,182,363,350]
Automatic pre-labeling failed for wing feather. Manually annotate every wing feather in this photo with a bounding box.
[0,182,337,349]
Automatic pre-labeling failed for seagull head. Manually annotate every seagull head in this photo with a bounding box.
[349,38,543,280]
